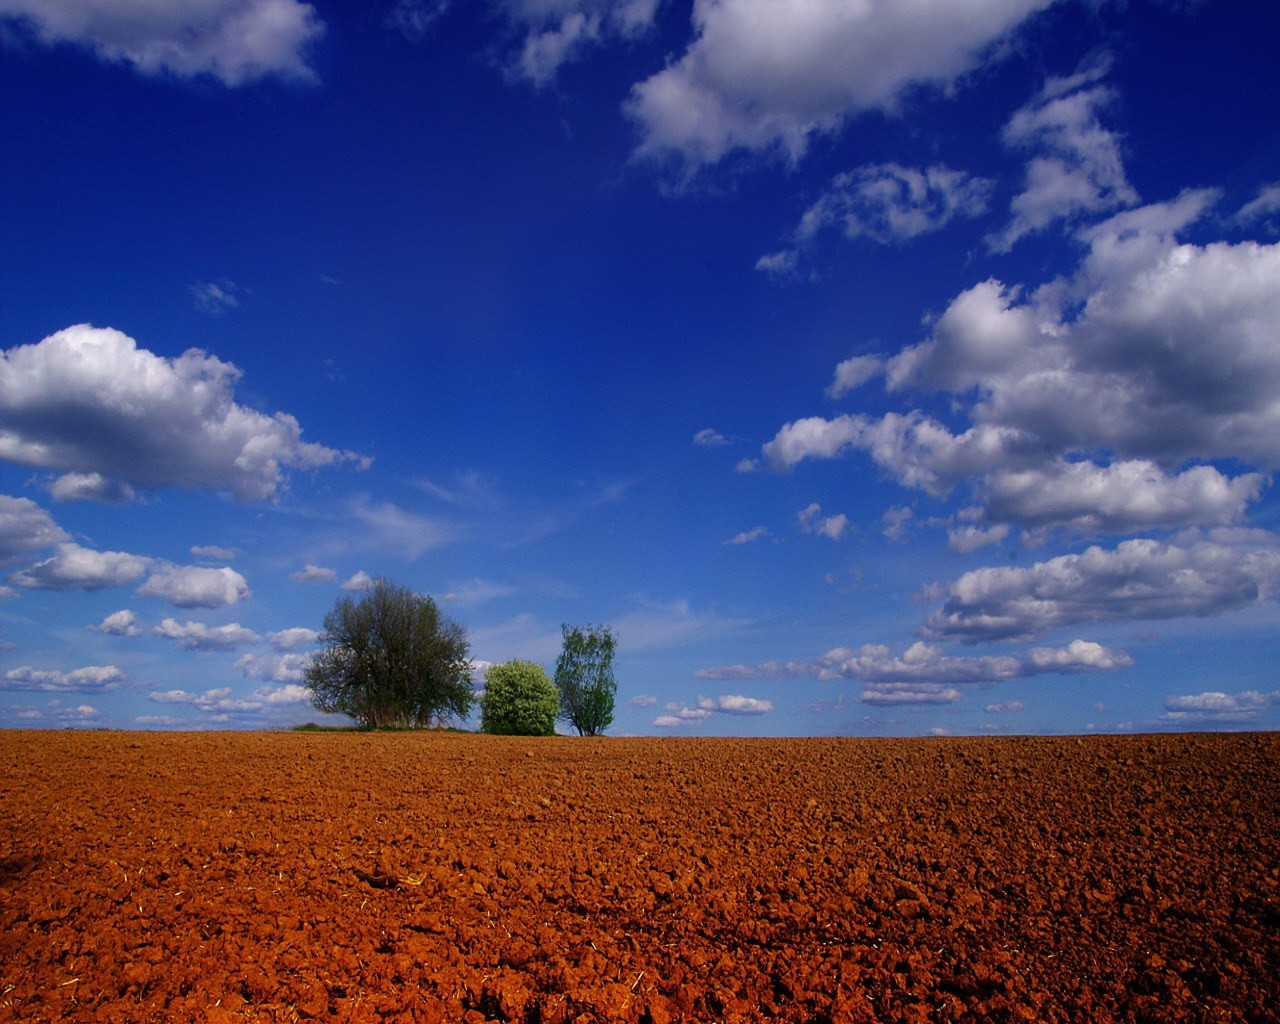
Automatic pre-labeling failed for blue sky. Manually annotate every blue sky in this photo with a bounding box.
[2,0,1279,736]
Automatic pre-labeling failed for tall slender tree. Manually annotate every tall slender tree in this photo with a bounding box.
[554,624,616,736]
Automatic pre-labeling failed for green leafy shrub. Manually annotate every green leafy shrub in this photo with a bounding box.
[480,660,559,736]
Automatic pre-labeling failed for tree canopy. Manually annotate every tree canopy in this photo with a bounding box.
[304,579,474,728]
[555,624,616,737]
[480,659,559,736]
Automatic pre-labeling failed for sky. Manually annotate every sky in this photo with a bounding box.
[1,0,1279,737]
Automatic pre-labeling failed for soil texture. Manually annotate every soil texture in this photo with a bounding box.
[1,731,1277,1023]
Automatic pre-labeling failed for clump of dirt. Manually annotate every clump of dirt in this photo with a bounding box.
[1,731,1276,1023]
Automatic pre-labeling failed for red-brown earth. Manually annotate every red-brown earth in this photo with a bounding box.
[1,731,1277,1023]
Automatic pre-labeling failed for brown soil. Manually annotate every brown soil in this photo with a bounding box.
[1,731,1277,1023]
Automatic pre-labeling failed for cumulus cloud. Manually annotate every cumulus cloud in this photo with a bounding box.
[947,523,1009,554]
[0,325,366,502]
[654,693,773,726]
[137,565,250,608]
[501,0,663,86]
[1160,689,1279,726]
[627,0,1054,172]
[797,502,848,540]
[0,495,68,562]
[984,700,1026,713]
[341,570,375,591]
[10,542,150,591]
[46,472,136,503]
[695,638,1131,695]
[697,694,772,714]
[723,526,769,546]
[290,563,336,583]
[149,682,310,716]
[235,652,312,684]
[191,545,235,561]
[925,538,1280,643]
[694,427,730,447]
[153,618,260,651]
[755,194,1280,539]
[826,355,884,399]
[990,58,1138,251]
[629,693,658,707]
[386,0,451,41]
[760,164,993,271]
[2,664,123,693]
[267,627,322,651]
[89,609,141,636]
[0,0,324,85]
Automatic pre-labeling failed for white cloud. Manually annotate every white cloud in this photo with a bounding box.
[137,565,250,608]
[882,505,914,541]
[0,0,324,85]
[696,637,1131,687]
[629,693,658,707]
[723,526,769,546]
[861,683,962,706]
[267,627,322,651]
[2,664,123,693]
[54,704,100,723]
[10,542,150,591]
[947,523,1009,554]
[653,701,714,727]
[761,164,993,271]
[341,570,375,591]
[798,502,848,540]
[926,538,1280,643]
[0,495,68,562]
[757,195,1280,538]
[694,427,730,447]
[291,563,336,583]
[0,325,366,502]
[191,545,235,561]
[627,0,1054,173]
[46,472,136,503]
[501,0,663,86]
[1160,689,1279,726]
[190,280,243,314]
[89,609,141,636]
[825,354,884,399]
[990,59,1138,251]
[984,700,1025,713]
[1235,183,1280,231]
[235,652,312,684]
[696,693,773,714]
[985,460,1264,537]
[154,618,261,651]
[149,681,309,714]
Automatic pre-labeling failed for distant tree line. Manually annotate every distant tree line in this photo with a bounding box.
[304,578,616,736]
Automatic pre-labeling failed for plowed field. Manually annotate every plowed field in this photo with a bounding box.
[1,731,1277,1023]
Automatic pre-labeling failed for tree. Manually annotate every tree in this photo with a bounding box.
[555,624,616,736]
[480,660,559,736]
[304,579,474,728]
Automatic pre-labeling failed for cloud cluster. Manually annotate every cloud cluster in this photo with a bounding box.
[154,618,260,651]
[1160,689,1279,726]
[0,0,323,85]
[90,609,141,636]
[148,682,310,720]
[653,692,773,726]
[760,164,993,272]
[695,637,1131,705]
[925,537,1280,643]
[136,565,250,608]
[2,664,123,693]
[628,0,1053,172]
[797,502,848,540]
[990,58,1137,251]
[0,325,365,503]
[757,194,1280,541]
[501,0,663,86]
[0,495,68,562]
